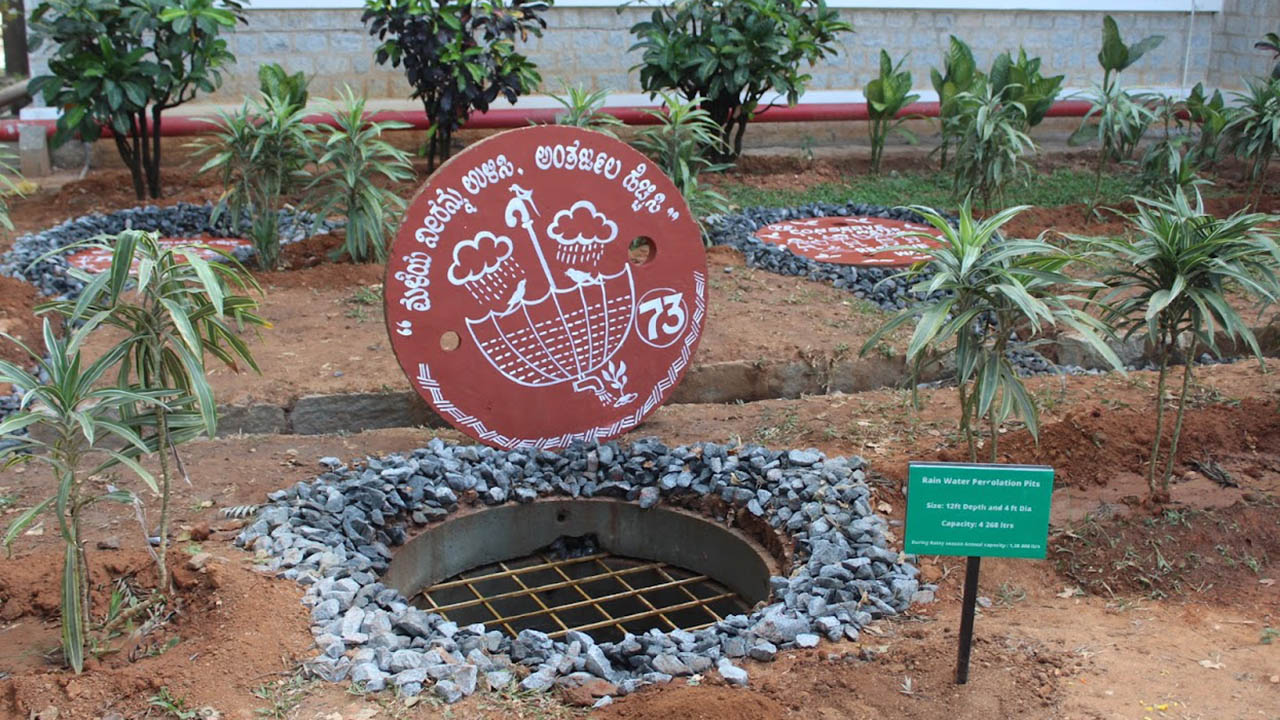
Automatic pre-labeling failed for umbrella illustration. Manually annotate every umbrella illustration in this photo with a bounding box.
[456,184,638,408]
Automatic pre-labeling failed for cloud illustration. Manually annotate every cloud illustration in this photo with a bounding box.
[448,231,514,285]
[547,201,618,247]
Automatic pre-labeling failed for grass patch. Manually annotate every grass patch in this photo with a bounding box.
[719,168,1140,212]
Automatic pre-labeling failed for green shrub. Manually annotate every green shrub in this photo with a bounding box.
[38,230,268,592]
[988,48,1064,130]
[1138,137,1206,199]
[28,0,246,200]
[257,62,309,112]
[1095,14,1164,90]
[195,91,316,270]
[931,36,980,170]
[1071,15,1164,209]
[862,202,1119,461]
[948,86,1036,208]
[626,0,851,161]
[309,87,415,263]
[634,93,731,235]
[865,50,919,174]
[1,318,173,672]
[1224,77,1280,200]
[552,86,624,136]
[1184,82,1229,168]
[362,0,549,171]
[1082,190,1280,500]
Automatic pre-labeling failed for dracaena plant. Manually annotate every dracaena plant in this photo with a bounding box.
[1,317,175,673]
[363,0,549,171]
[28,0,247,200]
[948,86,1036,209]
[861,201,1120,462]
[308,86,415,263]
[37,230,268,593]
[194,89,316,270]
[931,35,980,170]
[1070,15,1164,211]
[1082,190,1280,501]
[0,147,25,232]
[552,86,625,137]
[866,50,919,174]
[1223,77,1280,203]
[634,93,732,238]
[626,0,851,162]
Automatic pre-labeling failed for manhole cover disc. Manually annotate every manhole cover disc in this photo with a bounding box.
[384,126,707,449]
[753,216,944,266]
[64,237,252,274]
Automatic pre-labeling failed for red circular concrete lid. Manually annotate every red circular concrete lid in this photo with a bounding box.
[753,216,944,266]
[64,238,252,274]
[384,126,708,450]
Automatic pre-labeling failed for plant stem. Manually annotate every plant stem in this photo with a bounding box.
[153,352,173,594]
[958,382,976,462]
[1147,341,1171,497]
[1161,343,1197,493]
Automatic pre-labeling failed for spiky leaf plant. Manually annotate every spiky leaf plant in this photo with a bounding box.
[634,93,731,235]
[861,201,1121,462]
[309,86,414,263]
[1,317,175,673]
[552,85,625,136]
[1081,189,1280,501]
[37,230,269,591]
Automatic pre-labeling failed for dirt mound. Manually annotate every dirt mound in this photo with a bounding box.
[1052,501,1279,599]
[0,547,312,719]
[940,398,1280,488]
[597,683,787,720]
[0,277,45,367]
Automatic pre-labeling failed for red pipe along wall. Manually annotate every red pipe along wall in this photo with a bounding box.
[0,100,1097,142]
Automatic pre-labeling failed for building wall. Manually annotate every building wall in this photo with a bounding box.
[197,7,1217,106]
[1207,0,1280,89]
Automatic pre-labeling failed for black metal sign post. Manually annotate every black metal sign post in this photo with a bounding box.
[906,462,1055,686]
[954,555,981,684]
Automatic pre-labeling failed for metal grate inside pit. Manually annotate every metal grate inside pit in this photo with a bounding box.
[417,550,751,643]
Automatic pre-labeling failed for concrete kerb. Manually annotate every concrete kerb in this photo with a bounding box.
[214,354,935,437]
[214,325,1280,438]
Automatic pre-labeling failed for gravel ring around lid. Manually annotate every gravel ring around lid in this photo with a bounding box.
[235,438,931,702]
[0,202,338,301]
[704,203,956,312]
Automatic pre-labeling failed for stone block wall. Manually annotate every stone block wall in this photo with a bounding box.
[1207,0,1280,89]
[164,7,1218,105]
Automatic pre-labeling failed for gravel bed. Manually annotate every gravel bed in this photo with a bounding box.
[236,439,929,704]
[705,203,946,311]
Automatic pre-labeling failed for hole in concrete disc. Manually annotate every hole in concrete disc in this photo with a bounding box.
[440,331,461,351]
[629,237,656,265]
[385,499,776,644]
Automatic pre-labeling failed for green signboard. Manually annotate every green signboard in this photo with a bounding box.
[905,462,1054,559]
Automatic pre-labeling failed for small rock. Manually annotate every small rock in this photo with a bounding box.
[795,633,820,648]
[187,552,213,571]
[748,642,777,662]
[96,537,121,551]
[716,659,748,686]
[434,679,463,704]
